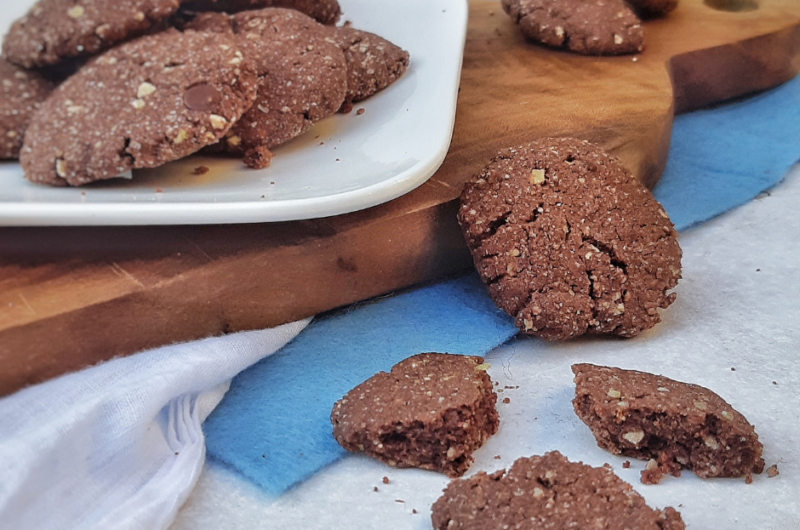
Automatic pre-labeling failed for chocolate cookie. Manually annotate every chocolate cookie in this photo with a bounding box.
[0,59,54,160]
[626,0,679,18]
[186,9,346,153]
[21,30,258,186]
[330,353,499,478]
[458,138,681,340]
[502,0,644,55]
[431,451,685,530]
[2,0,182,69]
[330,26,409,113]
[572,364,765,483]
[182,0,341,25]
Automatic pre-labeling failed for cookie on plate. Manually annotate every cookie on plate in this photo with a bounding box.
[2,0,182,69]
[330,26,410,113]
[182,0,341,25]
[572,363,765,483]
[458,137,681,340]
[626,0,679,18]
[331,353,499,478]
[431,451,685,530]
[21,29,259,186]
[186,9,347,154]
[0,59,54,160]
[502,0,644,56]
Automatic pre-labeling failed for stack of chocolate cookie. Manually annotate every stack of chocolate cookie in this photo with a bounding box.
[1,0,409,186]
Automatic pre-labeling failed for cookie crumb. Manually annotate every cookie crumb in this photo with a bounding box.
[745,474,753,484]
[155,187,163,193]
[373,486,379,492]
[622,460,631,469]
[412,509,418,514]
[494,455,501,460]
[767,464,779,478]
[356,107,365,115]
[640,459,663,485]
[243,146,274,169]
[382,476,390,484]
[193,166,210,175]
[395,499,404,503]
[502,397,510,404]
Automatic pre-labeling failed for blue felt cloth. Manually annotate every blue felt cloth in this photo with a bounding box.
[653,74,800,231]
[204,75,800,495]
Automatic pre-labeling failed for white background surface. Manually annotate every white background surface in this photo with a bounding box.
[171,165,800,530]
[0,0,467,226]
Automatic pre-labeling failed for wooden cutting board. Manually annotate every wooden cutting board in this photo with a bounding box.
[2,0,799,396]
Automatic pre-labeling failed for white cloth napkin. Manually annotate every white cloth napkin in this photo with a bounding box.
[0,319,310,530]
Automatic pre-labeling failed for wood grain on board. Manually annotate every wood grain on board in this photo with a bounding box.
[2,0,800,396]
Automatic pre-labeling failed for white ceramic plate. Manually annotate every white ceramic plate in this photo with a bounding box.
[0,0,467,226]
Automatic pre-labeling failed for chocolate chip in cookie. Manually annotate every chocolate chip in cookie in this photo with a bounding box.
[2,0,182,69]
[329,26,409,113]
[432,451,685,530]
[0,59,54,160]
[572,363,765,484]
[331,353,499,478]
[502,0,644,56]
[458,137,681,340]
[185,8,347,153]
[21,29,259,186]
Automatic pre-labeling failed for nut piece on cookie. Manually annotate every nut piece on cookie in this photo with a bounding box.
[458,137,681,340]
[181,0,342,25]
[502,0,644,55]
[21,30,259,186]
[185,8,347,153]
[431,451,685,530]
[626,0,679,18]
[0,59,54,160]
[2,0,182,68]
[330,353,499,478]
[328,26,410,113]
[572,364,765,484]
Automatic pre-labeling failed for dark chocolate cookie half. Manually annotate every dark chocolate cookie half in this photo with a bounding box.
[626,0,679,18]
[572,364,765,483]
[329,26,409,113]
[186,9,346,153]
[2,0,181,68]
[331,353,499,478]
[458,137,682,340]
[0,59,54,160]
[432,451,685,530]
[502,0,644,55]
[182,0,341,25]
[21,29,258,186]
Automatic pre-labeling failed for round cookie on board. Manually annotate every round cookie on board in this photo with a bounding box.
[501,0,645,55]
[20,29,259,186]
[0,59,54,160]
[458,137,682,340]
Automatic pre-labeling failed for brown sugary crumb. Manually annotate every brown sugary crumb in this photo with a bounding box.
[494,455,501,460]
[640,459,664,485]
[382,476,390,484]
[623,461,631,469]
[373,486,379,492]
[395,499,404,503]
[502,397,510,404]
[745,474,753,484]
[243,146,274,169]
[412,509,418,514]
[356,108,365,115]
[767,464,779,478]
[731,367,736,371]
[193,166,210,175]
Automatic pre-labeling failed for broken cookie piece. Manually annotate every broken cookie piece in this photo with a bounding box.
[458,137,682,340]
[432,451,685,530]
[572,363,765,483]
[501,0,644,56]
[330,353,499,478]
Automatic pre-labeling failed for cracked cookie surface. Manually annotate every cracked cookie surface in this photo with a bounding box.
[572,364,765,484]
[0,59,54,159]
[186,8,346,153]
[331,353,499,478]
[501,0,644,55]
[21,29,258,186]
[2,0,182,68]
[431,451,685,530]
[458,137,681,340]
